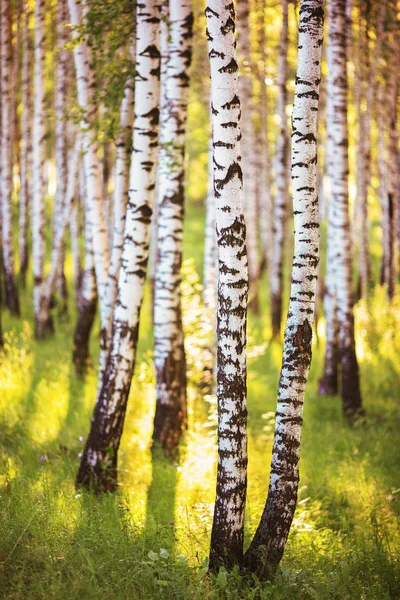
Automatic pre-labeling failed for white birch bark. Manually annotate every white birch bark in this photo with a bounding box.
[19,4,32,287]
[76,0,161,491]
[97,74,134,390]
[54,0,70,314]
[237,0,260,311]
[270,0,290,337]
[32,0,47,337]
[68,0,110,325]
[325,0,362,416]
[203,133,217,314]
[257,1,273,272]
[205,0,248,571]
[244,0,323,578]
[70,182,83,305]
[152,0,193,454]
[1,0,20,315]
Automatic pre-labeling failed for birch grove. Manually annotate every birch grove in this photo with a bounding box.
[0,0,399,590]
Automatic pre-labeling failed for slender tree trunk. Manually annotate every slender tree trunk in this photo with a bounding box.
[43,137,81,321]
[97,70,135,393]
[76,1,161,492]
[244,0,323,579]
[377,85,395,297]
[70,189,82,306]
[54,0,69,316]
[73,179,98,376]
[357,1,386,298]
[1,0,20,315]
[205,0,248,571]
[386,1,399,297]
[203,133,217,315]
[19,4,32,287]
[257,0,273,274]
[270,0,290,337]
[237,0,260,312]
[68,0,110,325]
[326,0,362,418]
[32,0,48,337]
[153,0,193,454]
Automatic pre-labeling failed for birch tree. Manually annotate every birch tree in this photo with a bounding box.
[270,0,290,338]
[97,72,134,388]
[320,0,363,417]
[153,0,193,454]
[237,0,260,311]
[68,0,110,325]
[76,0,161,491]
[32,0,48,337]
[1,0,20,315]
[205,0,248,571]
[244,0,323,579]
[19,4,33,287]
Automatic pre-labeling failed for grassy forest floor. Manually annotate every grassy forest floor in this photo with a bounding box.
[0,203,400,599]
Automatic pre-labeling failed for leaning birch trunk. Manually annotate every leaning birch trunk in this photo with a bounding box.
[32,0,48,337]
[97,74,134,391]
[152,0,193,454]
[68,0,110,325]
[244,0,323,579]
[76,1,161,492]
[1,0,20,315]
[270,0,290,337]
[19,4,33,287]
[205,0,248,571]
[237,0,260,312]
[326,0,362,417]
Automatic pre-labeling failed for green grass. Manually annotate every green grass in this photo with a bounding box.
[0,202,400,599]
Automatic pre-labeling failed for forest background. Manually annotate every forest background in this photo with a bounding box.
[0,0,399,598]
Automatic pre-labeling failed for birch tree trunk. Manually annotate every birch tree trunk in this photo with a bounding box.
[73,177,98,376]
[68,0,110,326]
[203,133,217,314]
[237,0,260,312]
[70,187,83,305]
[357,1,386,298]
[1,0,20,315]
[244,0,323,579]
[257,0,273,273]
[32,0,48,337]
[325,0,362,417]
[270,0,290,338]
[76,0,161,492]
[19,4,32,287]
[205,0,248,571]
[153,0,193,454]
[386,2,399,297]
[54,0,70,316]
[97,73,134,391]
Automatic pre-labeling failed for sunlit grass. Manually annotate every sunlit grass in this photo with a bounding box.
[1,206,399,598]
